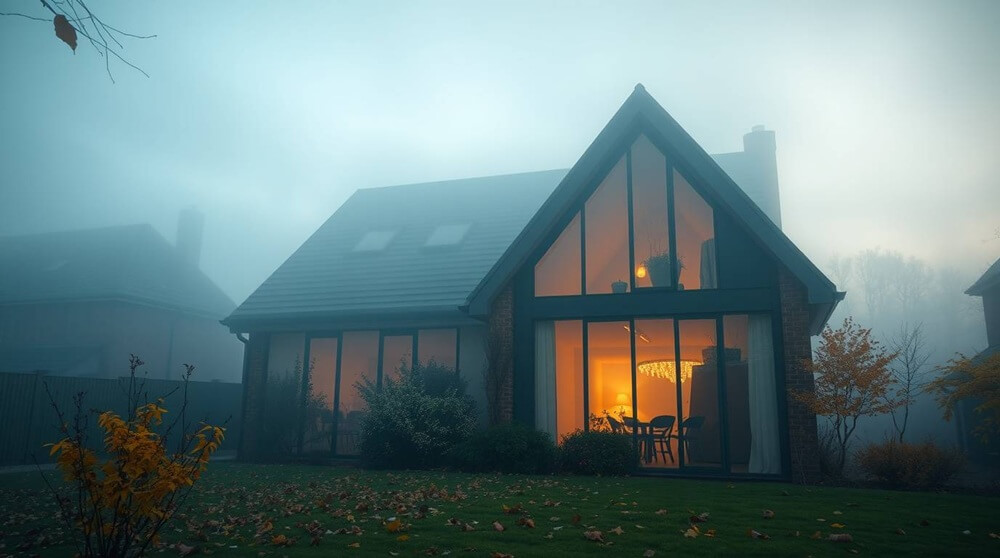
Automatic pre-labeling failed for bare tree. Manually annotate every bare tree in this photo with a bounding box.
[887,322,932,442]
[1,0,154,81]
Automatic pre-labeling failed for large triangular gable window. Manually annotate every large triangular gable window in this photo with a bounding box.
[534,134,716,296]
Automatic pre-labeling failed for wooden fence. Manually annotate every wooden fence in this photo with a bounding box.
[0,372,242,466]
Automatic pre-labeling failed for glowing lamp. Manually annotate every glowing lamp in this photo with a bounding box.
[636,264,648,279]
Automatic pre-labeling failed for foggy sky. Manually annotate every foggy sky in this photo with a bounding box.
[2,0,998,306]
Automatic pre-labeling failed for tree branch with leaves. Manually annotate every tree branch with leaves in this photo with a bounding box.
[1,0,155,81]
[795,317,901,477]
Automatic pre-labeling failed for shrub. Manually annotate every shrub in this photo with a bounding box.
[357,362,477,470]
[45,355,224,558]
[856,438,964,490]
[559,430,638,476]
[259,357,327,459]
[450,423,557,474]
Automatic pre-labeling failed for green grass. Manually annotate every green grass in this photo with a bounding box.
[1,463,998,557]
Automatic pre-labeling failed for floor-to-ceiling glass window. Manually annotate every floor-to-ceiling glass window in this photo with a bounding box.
[631,136,671,289]
[337,331,378,455]
[584,158,629,294]
[678,319,723,469]
[381,334,414,382]
[534,314,776,475]
[305,337,338,453]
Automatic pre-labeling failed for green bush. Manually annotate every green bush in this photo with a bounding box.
[559,430,638,476]
[450,423,557,474]
[856,439,964,491]
[357,362,476,470]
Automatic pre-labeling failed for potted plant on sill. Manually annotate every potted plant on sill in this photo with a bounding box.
[643,251,684,289]
[611,279,628,294]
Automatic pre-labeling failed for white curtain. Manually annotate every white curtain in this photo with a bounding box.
[747,314,781,474]
[534,321,557,440]
[699,239,717,289]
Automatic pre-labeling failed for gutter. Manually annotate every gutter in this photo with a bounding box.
[232,330,250,461]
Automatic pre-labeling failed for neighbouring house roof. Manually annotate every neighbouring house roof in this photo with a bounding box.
[0,346,102,375]
[466,85,841,333]
[224,170,567,330]
[0,224,235,319]
[226,85,841,334]
[966,257,1000,296]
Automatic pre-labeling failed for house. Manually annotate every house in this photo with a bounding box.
[960,257,1000,460]
[224,85,843,480]
[0,211,243,382]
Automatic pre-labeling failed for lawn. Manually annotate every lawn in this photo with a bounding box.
[1,463,998,557]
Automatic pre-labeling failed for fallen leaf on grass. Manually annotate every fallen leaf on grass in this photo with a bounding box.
[347,542,360,548]
[684,527,699,538]
[749,529,770,540]
[831,523,846,529]
[583,530,605,542]
[516,518,535,529]
[490,553,513,558]
[397,535,410,542]
[762,509,775,519]
[811,531,823,540]
[177,543,199,556]
[655,509,668,515]
[828,533,854,542]
[610,526,624,535]
[990,532,999,539]
[963,530,972,535]
[643,551,655,557]
[895,528,906,535]
[689,512,710,523]
[493,521,505,532]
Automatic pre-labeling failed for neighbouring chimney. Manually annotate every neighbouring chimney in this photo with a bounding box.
[176,207,204,268]
[742,125,782,228]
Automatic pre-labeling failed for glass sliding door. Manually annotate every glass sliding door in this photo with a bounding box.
[380,334,414,383]
[678,319,723,469]
[337,331,378,455]
[634,319,678,469]
[586,321,633,430]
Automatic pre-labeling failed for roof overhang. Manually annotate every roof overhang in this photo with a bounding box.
[221,305,484,334]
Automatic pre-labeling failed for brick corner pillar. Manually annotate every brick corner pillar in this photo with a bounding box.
[238,331,269,462]
[487,285,515,425]
[778,268,822,484]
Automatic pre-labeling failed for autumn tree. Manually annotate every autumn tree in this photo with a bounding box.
[797,317,901,476]
[887,322,932,442]
[926,351,1000,445]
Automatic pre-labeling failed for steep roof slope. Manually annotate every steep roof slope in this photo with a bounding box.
[967,256,1000,296]
[0,224,235,319]
[224,170,567,328]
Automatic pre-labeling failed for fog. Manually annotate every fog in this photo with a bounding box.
[2,2,998,447]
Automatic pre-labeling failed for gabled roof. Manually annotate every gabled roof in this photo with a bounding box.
[967,256,1000,296]
[465,84,841,333]
[0,224,235,319]
[223,170,566,330]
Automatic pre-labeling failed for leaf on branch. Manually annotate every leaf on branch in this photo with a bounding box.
[53,15,77,51]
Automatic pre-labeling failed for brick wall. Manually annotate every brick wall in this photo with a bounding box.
[487,285,514,424]
[238,331,269,460]
[778,267,821,483]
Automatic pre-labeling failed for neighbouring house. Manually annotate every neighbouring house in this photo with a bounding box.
[960,256,1000,461]
[225,85,843,480]
[0,210,243,382]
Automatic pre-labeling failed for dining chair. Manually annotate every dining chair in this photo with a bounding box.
[606,415,625,434]
[623,416,652,463]
[648,415,676,463]
[680,415,705,462]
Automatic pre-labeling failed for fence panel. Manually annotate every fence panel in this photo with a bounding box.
[0,372,241,466]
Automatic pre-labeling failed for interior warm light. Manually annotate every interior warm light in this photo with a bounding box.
[636,264,648,279]
[615,392,630,405]
[637,359,697,383]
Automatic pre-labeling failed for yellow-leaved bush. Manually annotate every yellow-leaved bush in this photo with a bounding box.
[45,356,224,558]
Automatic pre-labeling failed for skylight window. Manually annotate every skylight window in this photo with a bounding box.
[425,224,470,247]
[353,230,396,252]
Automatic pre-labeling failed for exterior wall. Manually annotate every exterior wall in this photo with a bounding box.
[778,267,821,483]
[982,288,1000,348]
[0,301,242,382]
[239,332,270,460]
[487,285,515,424]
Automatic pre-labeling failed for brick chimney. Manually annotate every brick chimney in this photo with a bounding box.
[742,125,782,228]
[176,207,204,268]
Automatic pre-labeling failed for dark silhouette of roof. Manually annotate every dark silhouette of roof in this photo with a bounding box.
[225,170,567,328]
[0,224,235,318]
[967,256,1000,296]
[225,85,840,332]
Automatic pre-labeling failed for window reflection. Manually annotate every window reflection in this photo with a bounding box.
[631,136,671,289]
[674,171,716,290]
[584,158,629,294]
